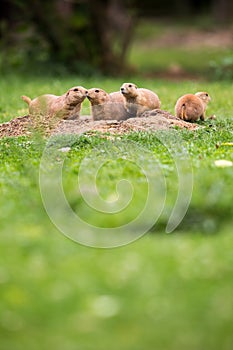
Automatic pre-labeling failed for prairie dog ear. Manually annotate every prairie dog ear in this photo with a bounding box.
[134,84,138,89]
[66,91,70,97]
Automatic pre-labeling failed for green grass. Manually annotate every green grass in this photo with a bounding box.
[0,72,233,350]
[129,47,233,76]
[1,73,233,122]
[128,21,233,78]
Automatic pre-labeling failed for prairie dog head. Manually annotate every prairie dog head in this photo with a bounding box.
[195,92,211,105]
[65,86,88,105]
[87,88,110,105]
[120,83,138,98]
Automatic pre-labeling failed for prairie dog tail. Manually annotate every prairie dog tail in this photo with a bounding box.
[21,95,31,105]
[181,103,186,120]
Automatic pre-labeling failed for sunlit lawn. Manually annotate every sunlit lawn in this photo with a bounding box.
[128,21,233,78]
[129,47,233,76]
[0,36,233,350]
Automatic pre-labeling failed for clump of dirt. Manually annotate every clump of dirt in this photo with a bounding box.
[0,116,33,138]
[0,109,199,139]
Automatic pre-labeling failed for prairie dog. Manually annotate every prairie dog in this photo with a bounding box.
[21,86,88,120]
[87,88,128,121]
[175,92,211,122]
[120,82,161,118]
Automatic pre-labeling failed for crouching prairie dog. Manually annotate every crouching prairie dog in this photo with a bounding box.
[120,82,161,118]
[21,86,88,120]
[175,92,211,122]
[87,88,128,121]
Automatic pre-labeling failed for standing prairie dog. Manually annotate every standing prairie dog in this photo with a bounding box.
[87,88,128,121]
[120,82,161,118]
[175,92,211,122]
[21,86,88,120]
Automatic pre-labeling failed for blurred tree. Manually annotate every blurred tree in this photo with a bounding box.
[87,0,136,73]
[132,0,211,17]
[212,0,233,24]
[131,0,233,21]
[0,0,232,75]
[0,0,135,74]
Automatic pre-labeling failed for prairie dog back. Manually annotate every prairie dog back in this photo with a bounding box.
[137,88,161,109]
[175,92,211,122]
[21,86,87,120]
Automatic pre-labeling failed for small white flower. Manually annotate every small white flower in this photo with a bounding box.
[214,159,233,168]
[58,147,71,153]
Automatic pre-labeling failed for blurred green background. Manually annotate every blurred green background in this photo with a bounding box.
[1,0,233,78]
[0,1,233,349]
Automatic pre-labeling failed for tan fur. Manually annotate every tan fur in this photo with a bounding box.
[21,95,32,105]
[21,86,87,120]
[87,88,128,121]
[175,92,211,122]
[109,91,125,103]
[120,82,161,118]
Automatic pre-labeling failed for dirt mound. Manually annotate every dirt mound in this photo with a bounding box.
[0,115,33,138]
[0,110,198,139]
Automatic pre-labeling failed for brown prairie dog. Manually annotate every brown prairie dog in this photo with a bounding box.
[109,91,125,103]
[87,88,128,121]
[175,92,211,122]
[120,82,161,118]
[21,86,88,120]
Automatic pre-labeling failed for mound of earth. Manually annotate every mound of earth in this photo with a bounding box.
[0,109,199,139]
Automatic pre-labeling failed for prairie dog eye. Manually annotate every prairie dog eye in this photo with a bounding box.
[128,84,132,88]
[95,89,99,93]
[73,88,79,92]
[205,93,209,96]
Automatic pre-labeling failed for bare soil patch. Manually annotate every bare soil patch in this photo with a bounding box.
[0,110,199,139]
[140,27,233,50]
